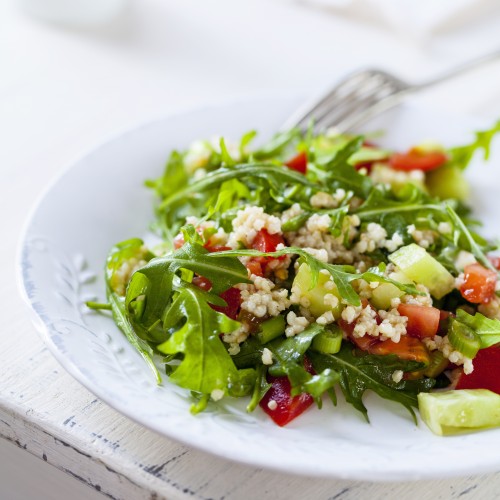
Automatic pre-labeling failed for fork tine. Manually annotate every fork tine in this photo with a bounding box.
[314,78,398,133]
[309,75,390,133]
[335,91,409,133]
[280,70,373,132]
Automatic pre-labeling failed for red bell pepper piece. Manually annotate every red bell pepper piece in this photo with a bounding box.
[456,345,500,394]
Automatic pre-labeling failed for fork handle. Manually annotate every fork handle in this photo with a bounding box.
[415,48,500,90]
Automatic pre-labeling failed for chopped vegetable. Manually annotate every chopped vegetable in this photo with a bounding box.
[418,390,500,436]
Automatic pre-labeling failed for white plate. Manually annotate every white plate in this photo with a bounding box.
[18,95,500,481]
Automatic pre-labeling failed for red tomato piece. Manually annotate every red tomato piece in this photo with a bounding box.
[456,345,500,394]
[368,335,430,364]
[251,229,285,253]
[389,149,448,172]
[210,287,241,320]
[249,229,286,276]
[285,151,307,174]
[338,318,380,351]
[460,263,497,304]
[246,258,264,277]
[192,276,212,292]
[397,303,441,339]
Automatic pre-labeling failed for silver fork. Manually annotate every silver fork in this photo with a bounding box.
[282,49,500,134]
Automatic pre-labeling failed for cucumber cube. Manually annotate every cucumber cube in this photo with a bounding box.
[426,164,470,202]
[293,263,342,318]
[418,390,500,436]
[389,244,455,299]
[370,272,412,310]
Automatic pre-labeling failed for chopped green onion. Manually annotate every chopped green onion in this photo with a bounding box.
[423,351,449,378]
[257,315,286,344]
[448,319,481,359]
[282,213,309,232]
[311,326,343,354]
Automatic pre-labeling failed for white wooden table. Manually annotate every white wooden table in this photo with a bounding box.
[3,1,500,498]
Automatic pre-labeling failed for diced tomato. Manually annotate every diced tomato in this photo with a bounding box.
[369,335,430,365]
[397,303,440,339]
[338,318,380,351]
[246,258,264,277]
[192,276,212,291]
[351,333,380,351]
[285,151,307,174]
[260,357,315,426]
[389,149,448,172]
[460,263,497,304]
[456,345,500,394]
[248,229,286,276]
[251,229,285,253]
[210,287,241,320]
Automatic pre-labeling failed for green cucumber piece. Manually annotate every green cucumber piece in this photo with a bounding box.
[257,315,285,344]
[389,243,455,299]
[418,389,500,436]
[448,319,481,358]
[292,263,342,318]
[426,164,470,201]
[370,272,412,310]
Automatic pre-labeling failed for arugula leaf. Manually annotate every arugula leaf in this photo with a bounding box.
[219,138,236,166]
[145,150,188,199]
[456,309,500,348]
[108,292,161,384]
[309,346,435,422]
[158,163,316,210]
[157,286,245,396]
[267,325,339,402]
[355,184,440,223]
[268,324,324,376]
[239,130,257,158]
[247,365,271,412]
[448,120,500,170]
[445,203,496,271]
[125,240,250,335]
[310,136,372,197]
[253,129,301,159]
[206,179,251,220]
[288,365,339,401]
[104,239,161,383]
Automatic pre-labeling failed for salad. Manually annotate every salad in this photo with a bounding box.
[89,121,500,435]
